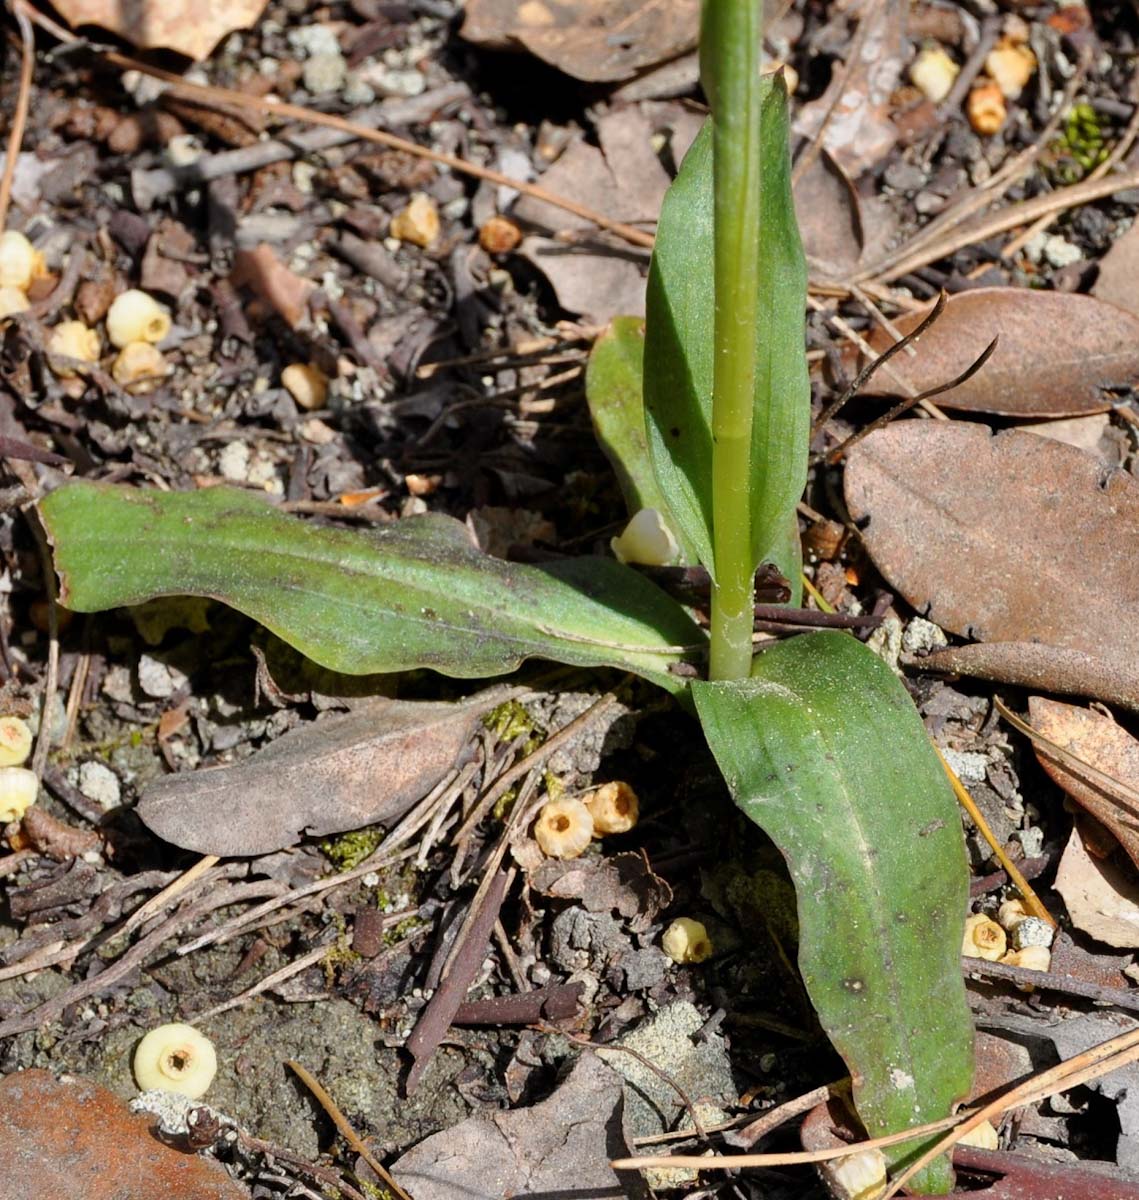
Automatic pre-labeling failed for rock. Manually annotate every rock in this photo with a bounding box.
[77,760,121,809]
[303,51,347,95]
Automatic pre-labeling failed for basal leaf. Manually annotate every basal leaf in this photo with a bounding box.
[693,632,973,1194]
[40,482,705,691]
[644,87,809,580]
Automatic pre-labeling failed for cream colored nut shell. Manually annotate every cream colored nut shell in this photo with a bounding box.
[1001,944,1050,972]
[48,321,100,377]
[584,781,639,836]
[967,80,1007,136]
[610,508,680,566]
[910,47,960,105]
[390,193,440,248]
[817,1147,887,1200]
[0,766,38,822]
[0,286,29,319]
[985,43,1035,99]
[0,716,32,767]
[957,1119,1000,1151]
[662,917,713,964]
[962,913,1006,961]
[996,898,1028,932]
[0,231,45,292]
[133,1023,217,1098]
[112,343,168,394]
[282,362,329,411]
[106,289,171,348]
[533,797,593,860]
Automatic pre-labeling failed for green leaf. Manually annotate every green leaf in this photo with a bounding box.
[643,89,809,581]
[40,482,705,691]
[692,632,973,1194]
[585,316,695,564]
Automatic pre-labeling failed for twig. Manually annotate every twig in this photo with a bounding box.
[193,939,332,1020]
[118,853,221,940]
[286,1059,414,1200]
[732,1082,839,1148]
[963,953,1139,1014]
[936,16,1000,119]
[0,0,35,228]
[27,508,59,782]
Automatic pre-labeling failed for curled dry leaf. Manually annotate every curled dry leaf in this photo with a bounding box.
[138,695,497,855]
[460,0,698,83]
[528,849,672,932]
[845,423,1139,657]
[230,244,314,329]
[1055,824,1139,949]
[1026,697,1139,868]
[849,289,1139,417]
[51,0,269,63]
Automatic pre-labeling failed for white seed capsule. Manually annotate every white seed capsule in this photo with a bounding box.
[133,1023,217,1098]
[0,286,29,319]
[958,1119,1000,1151]
[0,231,45,292]
[112,342,169,394]
[1002,944,1051,974]
[817,1147,887,1200]
[583,781,639,836]
[0,766,38,821]
[610,508,680,566]
[1009,916,1053,951]
[962,913,1006,961]
[281,362,329,410]
[105,289,171,348]
[662,917,713,964]
[910,47,960,105]
[533,797,593,859]
[0,716,32,767]
[48,321,100,378]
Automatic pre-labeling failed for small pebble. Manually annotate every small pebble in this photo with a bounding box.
[303,52,348,96]
[78,761,121,809]
[287,25,340,58]
[218,441,250,482]
[903,617,948,654]
[138,654,177,699]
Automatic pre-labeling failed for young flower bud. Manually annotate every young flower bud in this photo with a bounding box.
[610,508,680,566]
[281,362,329,411]
[910,47,960,105]
[390,193,440,248]
[1009,916,1053,951]
[967,79,1007,136]
[0,766,38,822]
[962,913,1007,961]
[133,1022,217,1098]
[112,342,169,394]
[817,1147,887,1200]
[583,781,639,836]
[533,797,594,859]
[105,289,172,348]
[0,716,33,767]
[0,230,45,292]
[0,286,29,319]
[48,320,100,377]
[662,917,713,964]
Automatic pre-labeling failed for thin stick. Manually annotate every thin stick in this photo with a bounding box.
[935,745,1055,927]
[285,1060,413,1200]
[28,510,59,781]
[194,940,331,1020]
[17,1,653,250]
[0,0,35,229]
[118,854,221,940]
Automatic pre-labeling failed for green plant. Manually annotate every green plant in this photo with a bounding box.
[38,0,972,1189]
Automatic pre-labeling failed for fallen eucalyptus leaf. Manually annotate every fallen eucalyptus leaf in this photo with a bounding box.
[40,483,704,692]
[138,695,495,856]
[459,0,698,83]
[845,423,1139,657]
[1055,824,1139,949]
[1027,697,1139,869]
[528,849,672,931]
[852,289,1139,416]
[922,642,1139,715]
[50,0,268,61]
[693,631,972,1192]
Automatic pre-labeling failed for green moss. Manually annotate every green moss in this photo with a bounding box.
[1047,102,1109,183]
[320,827,385,871]
[484,698,542,744]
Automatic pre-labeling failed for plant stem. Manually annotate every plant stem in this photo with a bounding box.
[704,0,762,681]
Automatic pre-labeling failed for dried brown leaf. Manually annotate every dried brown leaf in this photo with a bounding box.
[0,1071,249,1200]
[852,289,1139,416]
[1093,219,1139,317]
[845,423,1139,657]
[51,0,269,63]
[138,696,489,856]
[1055,823,1139,948]
[529,849,672,931]
[230,243,313,329]
[1027,696,1139,868]
[460,0,698,83]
